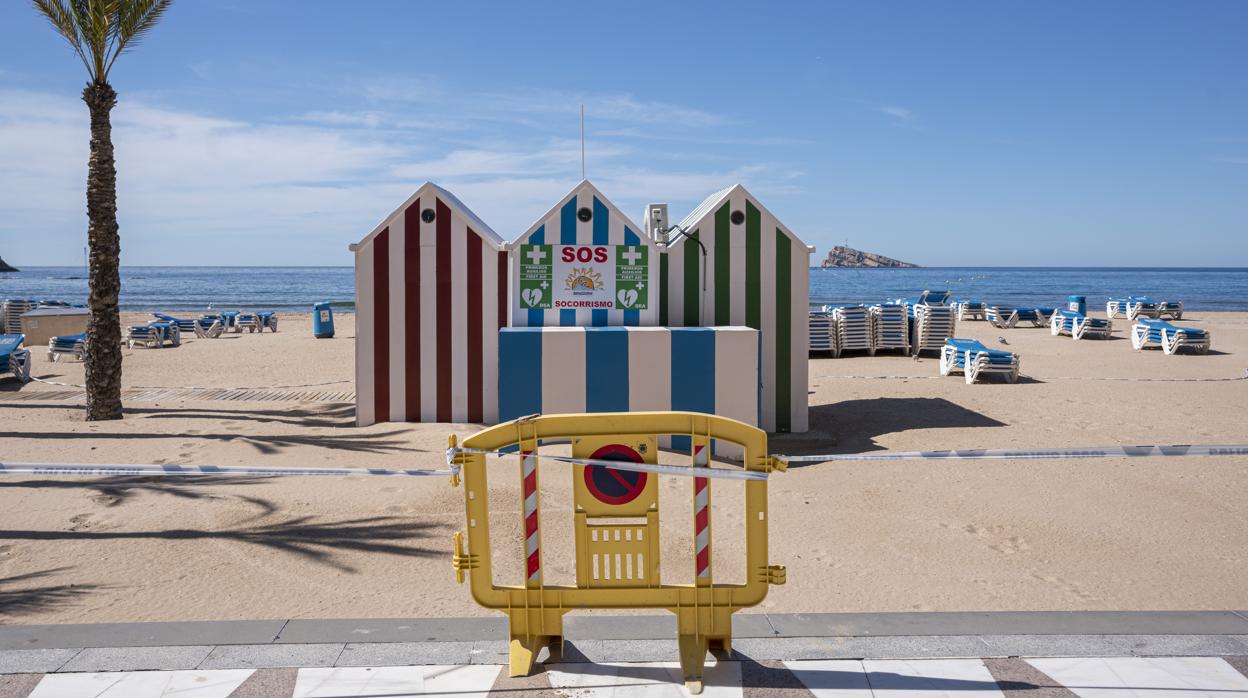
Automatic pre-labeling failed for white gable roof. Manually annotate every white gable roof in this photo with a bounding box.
[352,182,504,251]
[511,179,653,247]
[670,183,810,250]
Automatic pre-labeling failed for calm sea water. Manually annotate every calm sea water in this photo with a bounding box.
[3,266,1248,312]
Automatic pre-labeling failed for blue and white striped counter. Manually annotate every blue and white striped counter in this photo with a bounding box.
[499,326,759,454]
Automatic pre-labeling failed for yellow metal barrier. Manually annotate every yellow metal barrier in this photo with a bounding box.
[447,411,786,693]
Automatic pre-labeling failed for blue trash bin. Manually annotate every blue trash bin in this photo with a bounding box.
[313,302,335,338]
[1067,295,1087,315]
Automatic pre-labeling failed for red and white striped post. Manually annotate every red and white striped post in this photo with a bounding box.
[521,449,541,587]
[692,441,711,586]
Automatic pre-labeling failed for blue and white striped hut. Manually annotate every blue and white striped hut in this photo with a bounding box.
[510,180,660,328]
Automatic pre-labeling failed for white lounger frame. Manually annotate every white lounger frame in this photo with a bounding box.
[6,348,31,383]
[193,319,224,338]
[987,307,1053,329]
[1050,313,1113,340]
[47,336,86,362]
[955,302,986,321]
[1131,323,1211,355]
[940,344,1020,384]
[912,305,957,356]
[236,313,262,333]
[1158,302,1183,320]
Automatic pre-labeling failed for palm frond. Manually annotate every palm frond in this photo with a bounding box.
[31,0,93,76]
[104,0,173,79]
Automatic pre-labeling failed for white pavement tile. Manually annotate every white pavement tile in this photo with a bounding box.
[292,665,501,697]
[546,660,742,697]
[28,669,255,698]
[786,659,1005,696]
[783,660,872,696]
[1026,656,1248,697]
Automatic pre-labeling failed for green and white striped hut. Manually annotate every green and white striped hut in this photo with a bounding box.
[656,184,813,432]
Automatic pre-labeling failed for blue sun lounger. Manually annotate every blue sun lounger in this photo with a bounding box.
[987,306,1055,328]
[0,334,31,383]
[940,337,1020,384]
[153,313,199,333]
[48,332,87,362]
[257,311,278,332]
[1131,318,1210,355]
[1050,309,1112,340]
[955,300,986,321]
[1108,296,1162,321]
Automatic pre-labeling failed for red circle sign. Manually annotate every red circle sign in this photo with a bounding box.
[583,444,647,506]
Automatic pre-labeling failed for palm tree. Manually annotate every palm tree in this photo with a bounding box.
[33,0,173,420]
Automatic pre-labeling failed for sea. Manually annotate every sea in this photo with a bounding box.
[3,266,1248,312]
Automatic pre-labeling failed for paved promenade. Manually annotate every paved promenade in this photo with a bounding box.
[2,612,1248,696]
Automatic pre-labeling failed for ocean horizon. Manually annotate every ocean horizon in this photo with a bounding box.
[4,265,1248,312]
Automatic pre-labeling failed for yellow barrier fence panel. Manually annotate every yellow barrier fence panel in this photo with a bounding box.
[449,411,785,694]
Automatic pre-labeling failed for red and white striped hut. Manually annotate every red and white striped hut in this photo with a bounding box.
[351,182,507,427]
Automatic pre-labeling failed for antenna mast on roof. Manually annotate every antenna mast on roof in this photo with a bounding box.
[580,104,586,180]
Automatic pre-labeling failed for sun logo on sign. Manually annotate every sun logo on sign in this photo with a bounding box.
[564,267,601,293]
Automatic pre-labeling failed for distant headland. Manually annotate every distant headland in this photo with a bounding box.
[821,246,917,268]
[0,257,18,272]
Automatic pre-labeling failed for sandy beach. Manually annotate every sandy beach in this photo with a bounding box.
[1,311,1246,624]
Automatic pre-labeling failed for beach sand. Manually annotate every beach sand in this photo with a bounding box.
[1,311,1246,624]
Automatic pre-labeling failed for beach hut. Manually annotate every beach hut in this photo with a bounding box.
[351,182,507,427]
[659,184,814,432]
[510,180,660,328]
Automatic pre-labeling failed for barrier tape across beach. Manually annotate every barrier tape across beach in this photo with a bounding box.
[3,443,1248,482]
[27,375,352,391]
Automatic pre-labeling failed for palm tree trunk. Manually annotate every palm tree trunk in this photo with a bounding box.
[82,80,124,421]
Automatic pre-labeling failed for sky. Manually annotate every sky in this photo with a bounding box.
[1,1,1245,267]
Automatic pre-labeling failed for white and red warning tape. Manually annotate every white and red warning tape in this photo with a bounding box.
[778,443,1248,463]
[1,443,1246,481]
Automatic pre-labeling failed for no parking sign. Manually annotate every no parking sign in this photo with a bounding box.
[572,435,657,517]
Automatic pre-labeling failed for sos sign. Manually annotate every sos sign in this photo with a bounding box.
[560,246,609,264]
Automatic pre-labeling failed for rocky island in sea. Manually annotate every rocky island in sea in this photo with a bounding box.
[0,257,18,272]
[821,245,917,268]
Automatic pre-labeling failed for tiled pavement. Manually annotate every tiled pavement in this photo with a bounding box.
[3,656,1248,696]
[4,613,1248,697]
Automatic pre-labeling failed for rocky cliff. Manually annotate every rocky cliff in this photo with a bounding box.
[0,257,17,272]
[820,246,917,268]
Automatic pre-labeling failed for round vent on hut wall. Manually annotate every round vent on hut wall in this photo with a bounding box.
[421,208,436,223]
[730,210,745,225]
[577,207,593,222]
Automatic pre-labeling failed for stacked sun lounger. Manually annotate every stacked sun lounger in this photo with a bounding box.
[236,312,262,333]
[0,334,31,383]
[1050,310,1112,340]
[808,311,836,354]
[1157,301,1183,320]
[833,305,873,356]
[1132,318,1210,355]
[955,300,986,321]
[987,306,1055,329]
[127,321,181,349]
[1107,296,1163,321]
[940,337,1020,384]
[257,311,279,332]
[153,313,201,333]
[48,333,87,362]
[2,299,36,334]
[910,304,957,356]
[870,303,909,354]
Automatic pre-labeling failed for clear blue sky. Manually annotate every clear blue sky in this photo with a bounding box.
[2,1,1245,266]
